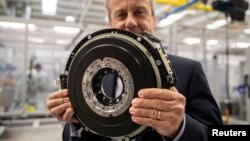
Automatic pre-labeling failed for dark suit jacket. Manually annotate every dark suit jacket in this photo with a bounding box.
[63,55,223,141]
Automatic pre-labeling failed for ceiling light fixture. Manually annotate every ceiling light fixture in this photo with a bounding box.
[28,37,44,43]
[183,37,200,45]
[243,28,250,34]
[57,40,71,45]
[53,26,80,34]
[28,24,36,31]
[0,21,36,31]
[157,10,195,28]
[65,16,75,22]
[0,22,25,29]
[42,0,57,16]
[207,40,218,46]
[236,42,250,48]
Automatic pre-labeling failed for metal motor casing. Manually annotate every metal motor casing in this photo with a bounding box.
[60,28,177,141]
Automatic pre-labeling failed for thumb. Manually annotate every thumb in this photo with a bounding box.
[170,87,178,92]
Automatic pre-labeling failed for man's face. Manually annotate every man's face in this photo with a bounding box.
[109,0,155,35]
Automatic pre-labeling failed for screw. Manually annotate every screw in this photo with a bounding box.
[156,60,161,66]
[137,37,141,42]
[87,35,91,39]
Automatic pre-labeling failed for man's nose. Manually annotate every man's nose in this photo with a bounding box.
[125,14,137,30]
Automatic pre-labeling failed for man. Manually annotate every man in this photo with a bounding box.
[46,0,223,140]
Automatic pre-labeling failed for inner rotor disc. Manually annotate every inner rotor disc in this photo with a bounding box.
[83,57,134,117]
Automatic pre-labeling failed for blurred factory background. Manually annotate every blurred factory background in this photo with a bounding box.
[0,0,250,140]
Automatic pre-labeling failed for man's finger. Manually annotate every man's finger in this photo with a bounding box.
[170,87,178,92]
[48,89,68,100]
[131,115,161,129]
[63,107,75,122]
[50,102,70,117]
[131,98,174,111]
[46,97,69,109]
[138,88,177,100]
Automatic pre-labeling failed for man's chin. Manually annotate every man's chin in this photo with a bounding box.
[130,30,143,36]
[123,29,142,35]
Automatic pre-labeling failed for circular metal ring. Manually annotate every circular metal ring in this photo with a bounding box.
[157,111,161,120]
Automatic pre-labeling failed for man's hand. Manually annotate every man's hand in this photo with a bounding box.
[129,87,186,138]
[46,89,77,123]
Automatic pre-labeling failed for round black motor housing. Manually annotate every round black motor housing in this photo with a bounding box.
[59,28,177,141]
